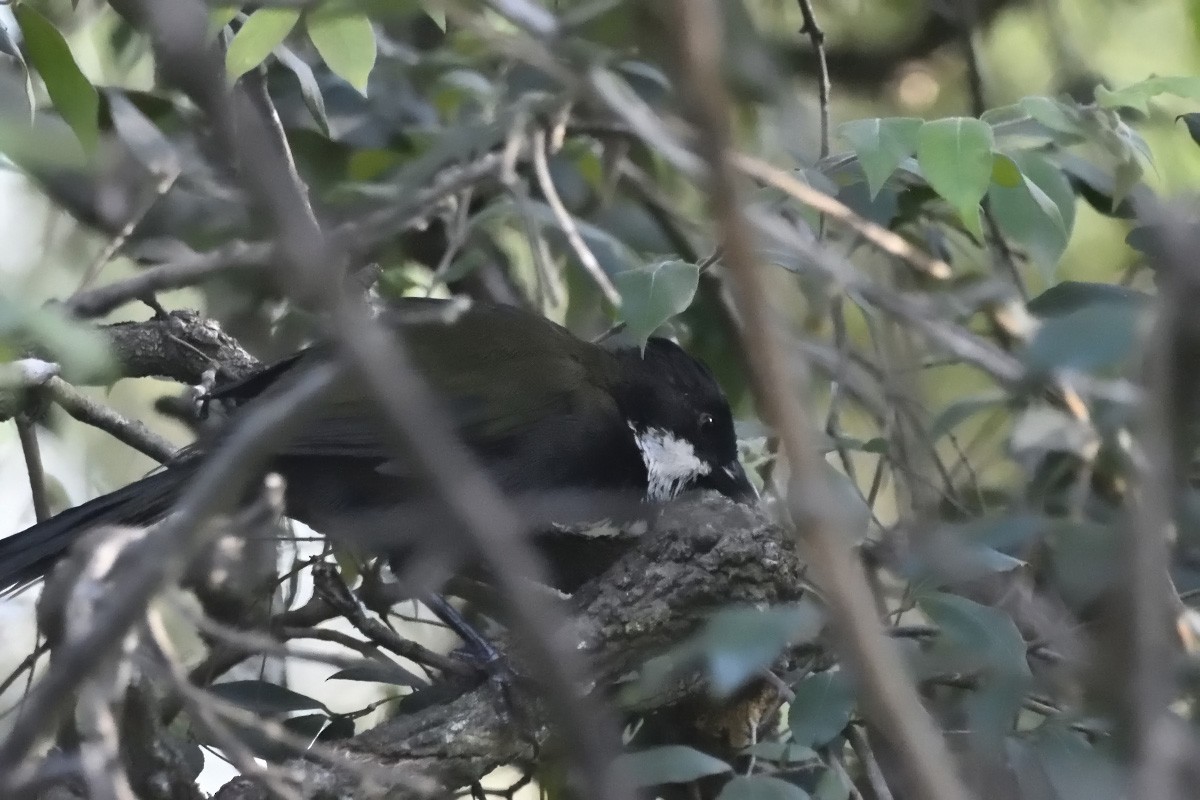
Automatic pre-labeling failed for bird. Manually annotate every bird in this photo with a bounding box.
[0,299,756,595]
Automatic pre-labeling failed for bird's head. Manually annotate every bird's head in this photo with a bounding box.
[613,338,757,504]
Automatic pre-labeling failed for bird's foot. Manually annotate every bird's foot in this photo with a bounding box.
[423,594,526,725]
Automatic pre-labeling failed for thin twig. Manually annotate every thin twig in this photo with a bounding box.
[657,3,971,800]
[732,153,953,280]
[146,609,302,800]
[957,7,1027,300]
[849,725,897,800]
[310,562,473,677]
[121,3,632,798]
[41,377,176,463]
[73,170,180,296]
[15,418,50,523]
[531,127,621,306]
[0,361,342,780]
[794,0,831,159]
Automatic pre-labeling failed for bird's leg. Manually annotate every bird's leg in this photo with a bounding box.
[422,594,523,721]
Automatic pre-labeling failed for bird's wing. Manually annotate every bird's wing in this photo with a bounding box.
[207,305,629,487]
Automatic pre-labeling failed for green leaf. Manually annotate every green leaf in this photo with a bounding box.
[837,117,922,199]
[990,154,1022,188]
[697,604,824,697]
[1030,724,1124,800]
[615,746,731,787]
[1177,112,1200,147]
[812,769,852,800]
[614,260,700,346]
[1019,96,1088,138]
[208,680,326,716]
[305,10,377,96]
[1027,281,1150,318]
[0,299,114,384]
[988,153,1072,279]
[209,5,240,37]
[916,117,995,237]
[327,662,425,687]
[225,8,301,83]
[14,4,99,155]
[1047,519,1121,609]
[1096,75,1200,114]
[421,2,447,31]
[275,44,330,136]
[739,742,820,764]
[103,90,179,176]
[788,670,855,747]
[717,776,811,800]
[1023,301,1142,374]
[917,592,1031,682]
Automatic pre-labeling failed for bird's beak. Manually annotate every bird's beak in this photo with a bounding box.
[704,460,759,503]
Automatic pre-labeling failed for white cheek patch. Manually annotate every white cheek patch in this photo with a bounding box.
[630,424,711,501]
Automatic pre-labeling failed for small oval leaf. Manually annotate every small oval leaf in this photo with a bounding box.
[225,8,301,83]
[837,117,922,199]
[305,10,377,96]
[615,259,700,346]
[208,680,326,716]
[788,670,855,747]
[616,746,732,787]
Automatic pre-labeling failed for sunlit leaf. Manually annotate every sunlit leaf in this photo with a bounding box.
[916,117,995,236]
[305,9,377,96]
[225,8,300,82]
[14,4,99,154]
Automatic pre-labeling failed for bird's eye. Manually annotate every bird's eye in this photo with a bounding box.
[698,412,715,432]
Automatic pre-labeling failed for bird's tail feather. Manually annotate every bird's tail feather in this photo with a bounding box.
[0,466,190,594]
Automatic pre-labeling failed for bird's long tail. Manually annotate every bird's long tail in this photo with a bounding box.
[0,465,192,594]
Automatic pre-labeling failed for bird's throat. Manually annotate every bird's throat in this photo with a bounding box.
[628,424,711,501]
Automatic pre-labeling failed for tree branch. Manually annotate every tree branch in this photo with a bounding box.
[211,494,806,800]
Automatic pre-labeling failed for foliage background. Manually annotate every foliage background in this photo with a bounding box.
[2,0,1200,799]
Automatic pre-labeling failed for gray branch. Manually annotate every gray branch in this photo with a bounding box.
[211,495,806,800]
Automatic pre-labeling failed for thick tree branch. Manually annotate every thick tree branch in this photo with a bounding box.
[211,495,806,800]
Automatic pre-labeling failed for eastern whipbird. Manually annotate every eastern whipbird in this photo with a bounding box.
[0,300,756,598]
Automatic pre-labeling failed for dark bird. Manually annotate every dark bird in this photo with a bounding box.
[0,301,756,594]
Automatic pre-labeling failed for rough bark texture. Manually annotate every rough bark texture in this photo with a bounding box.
[211,494,807,800]
[102,310,260,384]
